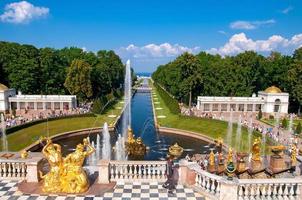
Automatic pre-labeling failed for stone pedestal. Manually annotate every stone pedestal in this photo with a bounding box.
[98,160,110,184]
[208,164,216,173]
[237,161,246,173]
[250,160,262,173]
[217,163,225,173]
[270,156,285,172]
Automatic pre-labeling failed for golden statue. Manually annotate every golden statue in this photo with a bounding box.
[291,144,297,166]
[40,137,63,193]
[252,137,261,161]
[227,147,233,163]
[39,137,95,194]
[20,150,29,159]
[209,150,215,166]
[127,127,135,144]
[61,138,95,193]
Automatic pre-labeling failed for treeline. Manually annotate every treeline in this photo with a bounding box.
[152,49,302,112]
[0,41,129,106]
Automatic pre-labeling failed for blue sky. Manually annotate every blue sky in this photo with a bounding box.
[0,0,302,72]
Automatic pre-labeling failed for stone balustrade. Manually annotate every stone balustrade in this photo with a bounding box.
[98,160,167,183]
[108,160,167,182]
[0,161,27,180]
[0,152,43,182]
[237,178,302,200]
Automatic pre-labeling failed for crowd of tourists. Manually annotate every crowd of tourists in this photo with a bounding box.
[1,103,92,129]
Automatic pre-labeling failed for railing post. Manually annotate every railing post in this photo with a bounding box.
[98,160,110,184]
[219,179,238,200]
[179,164,196,186]
[26,158,43,182]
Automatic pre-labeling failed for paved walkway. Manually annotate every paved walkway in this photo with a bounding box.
[0,180,205,200]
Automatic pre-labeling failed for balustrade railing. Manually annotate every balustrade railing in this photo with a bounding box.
[0,161,27,180]
[109,160,166,182]
[237,179,302,200]
[191,163,222,197]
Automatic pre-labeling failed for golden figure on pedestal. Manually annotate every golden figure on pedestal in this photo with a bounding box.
[227,147,233,163]
[291,144,297,167]
[252,137,261,161]
[39,137,95,194]
[209,150,215,166]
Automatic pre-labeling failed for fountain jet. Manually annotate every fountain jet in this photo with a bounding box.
[102,122,111,160]
[1,114,8,151]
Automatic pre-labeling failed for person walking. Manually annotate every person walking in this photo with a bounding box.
[162,154,174,192]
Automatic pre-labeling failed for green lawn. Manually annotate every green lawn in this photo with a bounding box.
[261,118,301,128]
[150,80,274,152]
[2,100,123,151]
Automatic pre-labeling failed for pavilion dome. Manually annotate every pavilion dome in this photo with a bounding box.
[0,83,8,91]
[264,86,282,93]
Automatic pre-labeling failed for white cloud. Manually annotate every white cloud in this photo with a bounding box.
[282,6,293,14]
[116,43,200,59]
[0,1,49,24]
[218,30,227,35]
[207,33,302,56]
[230,19,275,30]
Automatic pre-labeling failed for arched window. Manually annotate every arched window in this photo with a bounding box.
[274,99,281,112]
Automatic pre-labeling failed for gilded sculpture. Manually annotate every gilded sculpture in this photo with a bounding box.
[209,150,215,166]
[39,137,95,194]
[252,137,261,161]
[227,147,233,163]
[291,143,297,166]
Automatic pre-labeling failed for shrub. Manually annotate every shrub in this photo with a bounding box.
[154,83,180,114]
[282,118,288,129]
[296,122,302,135]
[269,115,274,120]
[92,99,103,114]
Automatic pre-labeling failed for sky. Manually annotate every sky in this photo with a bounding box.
[0,0,302,72]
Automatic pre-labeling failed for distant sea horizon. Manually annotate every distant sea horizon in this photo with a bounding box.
[136,72,152,77]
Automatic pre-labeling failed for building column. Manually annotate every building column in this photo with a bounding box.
[60,102,63,110]
[209,104,213,112]
[17,101,20,110]
[244,104,247,112]
[25,102,28,110]
[42,102,46,110]
[235,104,238,112]
[252,104,256,112]
[34,102,37,110]
[51,102,54,110]
[197,100,200,110]
[218,104,222,112]
[227,104,230,112]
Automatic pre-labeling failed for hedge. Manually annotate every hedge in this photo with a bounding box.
[154,82,180,114]
[6,113,96,135]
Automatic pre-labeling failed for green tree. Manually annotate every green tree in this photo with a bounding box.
[287,61,302,113]
[64,59,93,101]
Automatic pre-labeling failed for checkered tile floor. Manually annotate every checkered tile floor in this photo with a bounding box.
[0,180,205,200]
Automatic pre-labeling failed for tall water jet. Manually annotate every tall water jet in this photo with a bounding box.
[96,134,100,160]
[275,111,280,128]
[226,111,233,147]
[115,135,126,160]
[247,115,253,152]
[102,122,111,160]
[1,113,8,151]
[121,59,132,138]
[116,59,132,160]
[235,115,242,151]
[288,114,293,134]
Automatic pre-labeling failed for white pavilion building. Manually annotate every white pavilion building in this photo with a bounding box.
[0,83,77,113]
[196,86,289,115]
